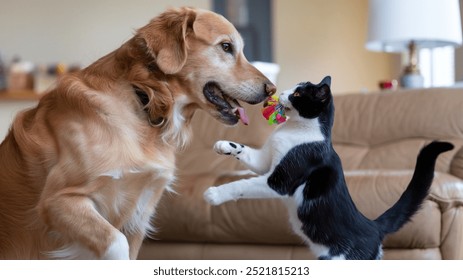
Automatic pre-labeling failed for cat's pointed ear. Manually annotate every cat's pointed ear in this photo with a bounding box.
[317,83,331,103]
[320,76,331,87]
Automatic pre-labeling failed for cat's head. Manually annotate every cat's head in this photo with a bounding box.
[279,76,334,127]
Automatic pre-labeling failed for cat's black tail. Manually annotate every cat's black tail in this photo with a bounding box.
[374,141,454,235]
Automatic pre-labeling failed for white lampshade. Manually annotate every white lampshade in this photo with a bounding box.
[366,0,463,52]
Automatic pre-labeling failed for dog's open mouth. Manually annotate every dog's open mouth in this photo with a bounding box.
[203,82,249,125]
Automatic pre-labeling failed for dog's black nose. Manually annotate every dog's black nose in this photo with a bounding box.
[265,83,277,96]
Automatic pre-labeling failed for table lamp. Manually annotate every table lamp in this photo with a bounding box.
[366,0,462,88]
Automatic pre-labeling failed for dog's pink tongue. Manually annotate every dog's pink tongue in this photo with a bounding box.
[236,107,249,125]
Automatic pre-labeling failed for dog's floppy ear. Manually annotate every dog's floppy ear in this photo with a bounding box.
[136,7,196,74]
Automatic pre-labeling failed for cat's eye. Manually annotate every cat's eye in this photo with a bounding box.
[221,42,233,54]
[293,92,300,97]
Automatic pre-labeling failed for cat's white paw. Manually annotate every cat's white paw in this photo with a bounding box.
[214,141,243,156]
[204,187,227,206]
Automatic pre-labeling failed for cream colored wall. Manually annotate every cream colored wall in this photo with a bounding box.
[0,0,398,95]
[273,0,398,94]
[0,0,210,67]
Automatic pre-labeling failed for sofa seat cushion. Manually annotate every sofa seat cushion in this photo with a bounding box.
[138,241,443,260]
[151,170,463,252]
[152,172,300,245]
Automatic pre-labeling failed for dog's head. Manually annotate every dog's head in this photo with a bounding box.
[134,7,276,126]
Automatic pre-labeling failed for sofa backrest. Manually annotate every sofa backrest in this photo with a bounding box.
[332,88,463,179]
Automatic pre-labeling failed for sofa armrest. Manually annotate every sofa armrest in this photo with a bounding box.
[428,173,463,259]
[345,170,463,259]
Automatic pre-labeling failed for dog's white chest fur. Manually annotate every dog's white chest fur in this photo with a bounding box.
[124,188,156,234]
[97,166,173,233]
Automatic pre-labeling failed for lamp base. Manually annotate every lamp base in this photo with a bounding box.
[400,73,424,88]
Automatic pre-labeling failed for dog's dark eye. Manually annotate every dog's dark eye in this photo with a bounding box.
[293,92,300,97]
[221,42,233,54]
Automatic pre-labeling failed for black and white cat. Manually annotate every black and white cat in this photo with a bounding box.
[203,76,453,260]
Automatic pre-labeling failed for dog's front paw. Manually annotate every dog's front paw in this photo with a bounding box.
[214,141,244,156]
[204,187,228,206]
[103,231,130,260]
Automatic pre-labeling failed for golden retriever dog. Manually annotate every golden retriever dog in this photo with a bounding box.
[0,7,276,259]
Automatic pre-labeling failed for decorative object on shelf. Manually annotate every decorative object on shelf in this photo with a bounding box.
[34,63,81,94]
[378,79,398,91]
[8,58,35,91]
[365,0,462,89]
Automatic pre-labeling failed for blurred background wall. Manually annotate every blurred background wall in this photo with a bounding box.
[1,0,461,94]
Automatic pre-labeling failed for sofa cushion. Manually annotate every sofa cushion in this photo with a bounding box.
[332,88,463,146]
[332,89,463,179]
[153,172,299,245]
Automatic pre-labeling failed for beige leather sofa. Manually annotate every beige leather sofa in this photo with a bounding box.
[138,87,463,260]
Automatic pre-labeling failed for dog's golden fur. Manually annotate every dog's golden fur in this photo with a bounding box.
[0,7,275,259]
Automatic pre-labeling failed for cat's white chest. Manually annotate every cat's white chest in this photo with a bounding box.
[269,118,324,165]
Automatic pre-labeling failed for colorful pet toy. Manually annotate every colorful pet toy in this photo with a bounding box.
[262,94,287,125]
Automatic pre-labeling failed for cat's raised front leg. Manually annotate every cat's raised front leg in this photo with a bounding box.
[214,140,272,175]
[214,140,245,157]
[204,175,282,206]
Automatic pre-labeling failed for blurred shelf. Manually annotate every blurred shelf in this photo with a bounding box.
[0,90,41,101]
